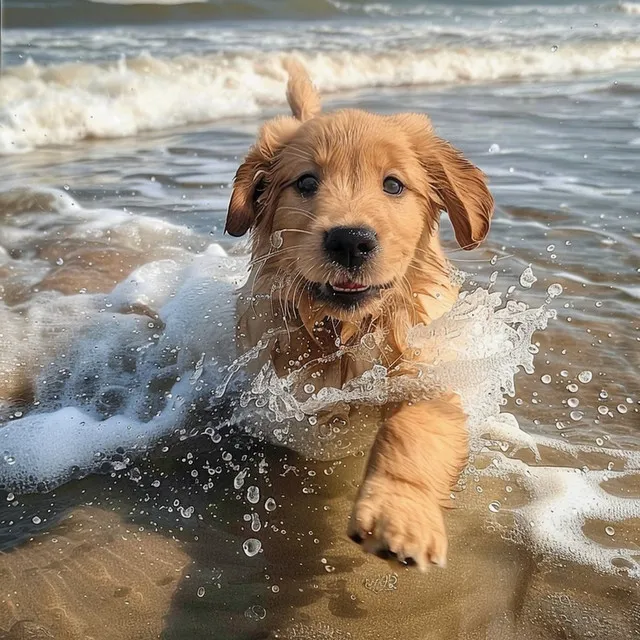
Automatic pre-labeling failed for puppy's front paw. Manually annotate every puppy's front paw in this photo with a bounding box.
[348,473,448,571]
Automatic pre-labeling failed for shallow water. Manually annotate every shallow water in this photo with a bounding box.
[1,0,640,638]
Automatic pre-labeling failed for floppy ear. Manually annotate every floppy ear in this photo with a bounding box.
[225,147,266,238]
[226,60,319,237]
[398,114,494,250]
[225,116,300,237]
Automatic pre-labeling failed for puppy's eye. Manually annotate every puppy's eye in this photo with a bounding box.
[383,176,404,195]
[295,174,319,197]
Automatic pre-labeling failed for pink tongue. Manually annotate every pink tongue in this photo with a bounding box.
[334,280,361,290]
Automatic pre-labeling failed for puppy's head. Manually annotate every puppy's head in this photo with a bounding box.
[226,61,494,327]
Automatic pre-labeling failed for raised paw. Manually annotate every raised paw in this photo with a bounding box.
[348,473,448,572]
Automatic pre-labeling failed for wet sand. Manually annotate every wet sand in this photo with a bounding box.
[2,431,639,639]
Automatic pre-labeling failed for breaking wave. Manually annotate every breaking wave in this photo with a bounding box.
[2,41,640,154]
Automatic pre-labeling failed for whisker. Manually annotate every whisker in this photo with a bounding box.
[448,254,513,263]
[276,206,316,222]
[277,228,314,236]
[248,246,298,268]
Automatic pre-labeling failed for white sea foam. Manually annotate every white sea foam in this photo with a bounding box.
[2,41,640,153]
[485,455,640,578]
[0,241,244,490]
[331,1,593,17]
[619,1,640,14]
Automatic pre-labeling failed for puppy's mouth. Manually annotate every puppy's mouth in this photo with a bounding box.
[309,276,390,309]
[327,277,371,295]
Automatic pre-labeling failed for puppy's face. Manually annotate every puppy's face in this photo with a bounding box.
[227,107,493,326]
[268,112,434,321]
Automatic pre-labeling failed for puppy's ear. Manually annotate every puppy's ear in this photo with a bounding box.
[284,58,321,122]
[398,114,494,250]
[225,116,299,237]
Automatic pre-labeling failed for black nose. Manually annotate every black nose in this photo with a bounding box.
[324,226,378,269]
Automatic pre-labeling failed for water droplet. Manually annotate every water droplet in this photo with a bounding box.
[570,410,583,421]
[505,486,513,493]
[546,244,556,252]
[488,143,500,154]
[551,45,558,52]
[489,501,501,513]
[242,538,262,557]
[578,370,592,384]
[247,485,260,504]
[3,452,15,465]
[596,437,604,446]
[567,398,579,408]
[179,506,194,519]
[6,492,14,501]
[244,604,267,620]
[519,266,537,289]
[32,516,42,525]
[197,586,206,598]
[605,526,615,536]
[599,390,609,400]
[566,383,578,393]
[541,374,552,384]
[63,184,70,191]
[234,468,248,490]
[597,405,608,415]
[265,498,277,512]
[617,404,628,414]
[271,585,280,593]
[490,254,498,265]
[270,230,283,249]
[251,512,261,532]
[547,283,563,298]
[304,384,315,394]
[489,271,498,285]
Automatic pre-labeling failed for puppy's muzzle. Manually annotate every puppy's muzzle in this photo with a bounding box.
[324,226,378,270]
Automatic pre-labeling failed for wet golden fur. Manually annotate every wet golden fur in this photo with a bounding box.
[225,60,494,570]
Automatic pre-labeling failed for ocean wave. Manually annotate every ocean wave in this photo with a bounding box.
[618,1,640,13]
[330,0,593,17]
[2,41,640,153]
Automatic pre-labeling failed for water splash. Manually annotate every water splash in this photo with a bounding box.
[1,241,638,580]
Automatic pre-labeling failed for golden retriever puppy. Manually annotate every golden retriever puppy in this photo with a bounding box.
[225,60,494,570]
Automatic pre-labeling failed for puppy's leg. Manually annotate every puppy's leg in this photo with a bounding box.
[348,393,468,571]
